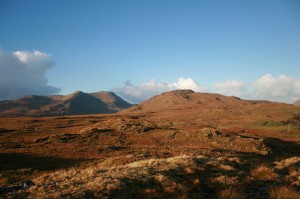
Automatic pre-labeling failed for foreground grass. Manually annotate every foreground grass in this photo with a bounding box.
[1,154,299,199]
[218,187,247,199]
[250,164,278,181]
[268,186,300,199]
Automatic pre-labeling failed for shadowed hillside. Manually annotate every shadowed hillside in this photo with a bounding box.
[0,91,132,116]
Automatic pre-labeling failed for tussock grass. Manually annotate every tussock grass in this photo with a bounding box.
[275,157,300,170]
[288,166,300,177]
[268,186,300,199]
[0,177,9,188]
[210,175,239,185]
[250,164,278,181]
[218,187,246,199]
[25,155,207,198]
[9,154,240,198]
[5,155,300,198]
[218,164,235,171]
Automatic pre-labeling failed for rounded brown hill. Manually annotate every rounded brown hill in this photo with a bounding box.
[124,89,268,113]
[121,90,298,127]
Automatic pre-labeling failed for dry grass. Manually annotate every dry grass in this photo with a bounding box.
[0,177,9,188]
[275,157,300,170]
[288,166,300,176]
[250,164,278,181]
[1,107,300,198]
[219,164,235,171]
[2,151,300,198]
[218,187,246,199]
[285,166,300,187]
[210,175,239,185]
[268,186,300,199]
[24,155,204,198]
[4,154,240,198]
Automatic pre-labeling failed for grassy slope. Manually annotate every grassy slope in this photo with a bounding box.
[0,93,300,198]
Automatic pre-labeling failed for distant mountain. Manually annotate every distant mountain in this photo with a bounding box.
[0,91,132,116]
[294,99,300,106]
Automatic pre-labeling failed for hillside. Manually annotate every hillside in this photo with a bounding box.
[125,89,278,112]
[0,91,132,116]
[122,90,296,129]
[294,99,300,106]
[1,90,300,198]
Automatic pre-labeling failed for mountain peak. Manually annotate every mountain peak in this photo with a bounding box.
[91,91,132,110]
[71,91,85,96]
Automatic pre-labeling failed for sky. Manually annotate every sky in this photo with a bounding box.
[0,0,300,103]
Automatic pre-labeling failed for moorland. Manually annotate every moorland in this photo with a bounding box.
[1,90,300,198]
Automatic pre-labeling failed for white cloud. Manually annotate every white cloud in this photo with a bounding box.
[170,77,204,91]
[0,49,60,100]
[14,50,52,64]
[213,80,246,96]
[252,74,300,102]
[213,74,300,103]
[114,78,205,103]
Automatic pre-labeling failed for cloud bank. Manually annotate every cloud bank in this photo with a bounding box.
[115,74,300,104]
[213,80,246,97]
[0,49,60,100]
[214,74,300,103]
[252,74,300,102]
[114,78,205,103]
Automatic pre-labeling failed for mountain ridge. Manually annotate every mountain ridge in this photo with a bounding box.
[0,91,132,116]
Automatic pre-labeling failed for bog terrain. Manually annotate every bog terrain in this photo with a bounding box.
[1,90,300,198]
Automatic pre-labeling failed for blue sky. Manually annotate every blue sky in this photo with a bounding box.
[0,0,300,103]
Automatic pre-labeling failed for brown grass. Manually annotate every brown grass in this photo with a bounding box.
[26,155,201,198]
[0,177,8,188]
[0,100,300,198]
[218,187,246,199]
[268,186,300,199]
[288,166,300,177]
[250,164,278,181]
[219,164,235,171]
[275,157,300,169]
